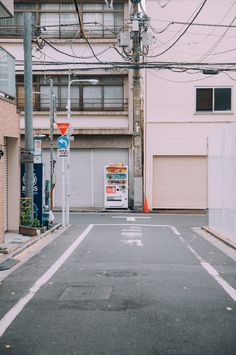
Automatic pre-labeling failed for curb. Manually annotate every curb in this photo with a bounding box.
[202,226,236,250]
[0,223,62,263]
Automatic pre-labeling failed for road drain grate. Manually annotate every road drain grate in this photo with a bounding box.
[100,271,137,278]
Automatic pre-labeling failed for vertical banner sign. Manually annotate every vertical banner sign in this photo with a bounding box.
[21,163,43,225]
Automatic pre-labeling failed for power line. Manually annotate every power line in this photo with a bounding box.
[197,16,236,62]
[148,69,214,83]
[14,58,236,73]
[148,0,208,58]
[73,0,104,64]
[37,37,112,61]
[171,21,236,29]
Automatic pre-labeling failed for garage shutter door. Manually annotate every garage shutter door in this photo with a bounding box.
[153,156,207,209]
[42,148,128,208]
[3,138,8,231]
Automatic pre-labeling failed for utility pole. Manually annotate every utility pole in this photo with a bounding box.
[131,0,143,210]
[49,78,55,213]
[23,12,34,221]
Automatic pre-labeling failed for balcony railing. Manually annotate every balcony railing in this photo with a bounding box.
[0,46,15,98]
[17,97,128,112]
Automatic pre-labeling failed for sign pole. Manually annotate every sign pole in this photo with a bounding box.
[62,158,65,227]
[56,122,70,227]
[66,87,71,227]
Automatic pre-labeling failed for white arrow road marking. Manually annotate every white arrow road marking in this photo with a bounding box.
[121,239,143,246]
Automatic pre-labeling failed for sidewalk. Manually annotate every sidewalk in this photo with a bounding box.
[203,226,236,250]
[0,223,61,266]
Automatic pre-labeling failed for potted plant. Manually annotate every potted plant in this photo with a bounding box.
[19,198,41,236]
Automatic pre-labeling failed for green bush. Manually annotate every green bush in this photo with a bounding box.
[32,218,40,228]
[20,198,32,226]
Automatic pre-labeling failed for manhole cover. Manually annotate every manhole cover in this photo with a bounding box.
[59,286,113,301]
[100,271,137,278]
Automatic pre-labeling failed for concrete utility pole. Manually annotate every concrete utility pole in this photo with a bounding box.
[131,0,143,210]
[23,12,34,221]
[49,78,55,212]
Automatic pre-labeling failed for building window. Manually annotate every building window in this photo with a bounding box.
[16,75,126,112]
[0,1,124,39]
[196,87,232,112]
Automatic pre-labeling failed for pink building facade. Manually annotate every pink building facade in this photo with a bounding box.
[145,0,236,211]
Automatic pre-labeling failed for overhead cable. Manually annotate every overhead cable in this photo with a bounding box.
[148,0,209,58]
[73,0,104,64]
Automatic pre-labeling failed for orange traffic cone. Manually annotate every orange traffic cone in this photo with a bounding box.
[143,196,149,213]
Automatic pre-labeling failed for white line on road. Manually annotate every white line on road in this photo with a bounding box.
[121,239,144,246]
[170,226,181,236]
[121,228,142,232]
[112,216,151,221]
[183,240,236,302]
[201,262,236,302]
[96,223,181,235]
[0,224,94,338]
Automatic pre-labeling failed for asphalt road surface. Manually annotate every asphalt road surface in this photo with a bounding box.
[0,213,235,355]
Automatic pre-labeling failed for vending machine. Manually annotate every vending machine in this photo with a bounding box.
[104,163,128,208]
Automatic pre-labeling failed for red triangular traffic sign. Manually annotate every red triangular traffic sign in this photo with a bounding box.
[56,122,70,135]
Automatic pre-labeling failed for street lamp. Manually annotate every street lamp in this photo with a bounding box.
[33,79,56,219]
[65,79,99,226]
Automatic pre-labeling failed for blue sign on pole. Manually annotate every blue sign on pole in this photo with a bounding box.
[57,135,69,149]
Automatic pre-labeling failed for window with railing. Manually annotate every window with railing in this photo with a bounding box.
[0,1,124,39]
[16,75,127,112]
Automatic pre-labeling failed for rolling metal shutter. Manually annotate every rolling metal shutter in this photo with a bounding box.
[42,148,128,208]
[153,156,207,209]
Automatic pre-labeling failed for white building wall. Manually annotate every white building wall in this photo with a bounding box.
[208,123,236,243]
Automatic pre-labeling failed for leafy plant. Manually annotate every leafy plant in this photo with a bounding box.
[20,198,32,226]
[32,218,40,228]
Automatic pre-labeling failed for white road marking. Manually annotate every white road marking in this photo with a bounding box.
[170,226,181,235]
[127,217,136,221]
[0,224,94,338]
[121,228,141,233]
[201,262,236,301]
[121,232,142,238]
[112,216,151,221]
[97,223,181,235]
[181,239,236,302]
[121,239,144,246]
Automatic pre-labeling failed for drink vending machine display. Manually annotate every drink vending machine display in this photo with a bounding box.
[104,164,128,208]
